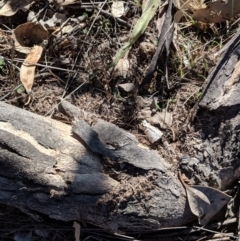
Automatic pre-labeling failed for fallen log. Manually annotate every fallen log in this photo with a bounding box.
[0,100,194,233]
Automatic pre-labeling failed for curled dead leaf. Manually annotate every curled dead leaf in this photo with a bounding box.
[193,0,240,23]
[12,22,48,53]
[53,0,82,6]
[20,45,43,93]
[179,173,231,225]
[0,0,33,16]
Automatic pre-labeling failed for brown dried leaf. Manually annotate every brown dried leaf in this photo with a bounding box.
[193,0,240,23]
[12,22,48,53]
[0,0,33,16]
[188,185,230,225]
[180,174,231,225]
[173,0,205,22]
[20,45,43,93]
[53,0,81,6]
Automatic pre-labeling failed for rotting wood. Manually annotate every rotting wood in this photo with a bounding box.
[0,101,194,233]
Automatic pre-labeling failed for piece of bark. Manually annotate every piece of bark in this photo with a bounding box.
[73,119,169,171]
[198,28,240,110]
[0,101,194,233]
[181,29,240,191]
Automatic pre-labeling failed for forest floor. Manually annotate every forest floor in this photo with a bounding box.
[0,0,239,240]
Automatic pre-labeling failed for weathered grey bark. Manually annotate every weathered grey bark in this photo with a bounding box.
[0,101,194,233]
[180,28,240,191]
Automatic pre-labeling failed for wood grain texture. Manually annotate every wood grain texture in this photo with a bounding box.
[0,101,193,233]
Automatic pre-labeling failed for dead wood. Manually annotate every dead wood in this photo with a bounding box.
[180,28,240,192]
[0,101,194,233]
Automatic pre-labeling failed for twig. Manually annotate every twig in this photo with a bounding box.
[0,84,22,101]
[91,7,131,29]
[3,57,78,73]
[193,226,238,240]
[44,81,86,116]
[67,2,131,28]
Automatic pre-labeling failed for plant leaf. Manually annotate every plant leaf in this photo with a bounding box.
[189,185,231,225]
[107,0,160,69]
[0,0,33,16]
[179,173,231,225]
[193,0,240,23]
[20,45,43,93]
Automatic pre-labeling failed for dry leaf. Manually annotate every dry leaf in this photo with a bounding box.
[112,1,125,18]
[173,0,205,23]
[193,0,240,23]
[0,0,33,16]
[147,111,173,129]
[189,185,230,225]
[73,222,80,241]
[20,45,43,93]
[179,173,231,225]
[118,83,137,93]
[113,58,130,78]
[12,22,48,53]
[53,0,81,6]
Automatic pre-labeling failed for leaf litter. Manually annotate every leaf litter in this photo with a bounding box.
[0,0,239,239]
[179,172,231,225]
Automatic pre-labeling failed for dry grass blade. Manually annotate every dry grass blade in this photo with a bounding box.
[107,0,160,69]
